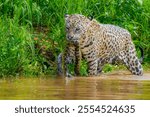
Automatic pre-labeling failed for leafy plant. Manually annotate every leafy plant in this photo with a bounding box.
[0,0,149,77]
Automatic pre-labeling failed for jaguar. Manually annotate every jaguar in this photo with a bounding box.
[58,14,143,77]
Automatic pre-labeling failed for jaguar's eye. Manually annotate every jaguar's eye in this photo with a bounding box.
[75,28,80,32]
[66,27,69,31]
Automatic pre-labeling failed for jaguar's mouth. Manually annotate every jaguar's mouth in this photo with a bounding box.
[73,40,79,45]
[67,39,79,45]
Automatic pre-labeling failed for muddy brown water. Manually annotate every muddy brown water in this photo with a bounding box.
[0,71,150,100]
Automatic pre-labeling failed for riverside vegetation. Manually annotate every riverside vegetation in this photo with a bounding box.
[0,0,149,77]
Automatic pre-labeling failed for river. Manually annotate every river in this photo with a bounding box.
[0,71,150,100]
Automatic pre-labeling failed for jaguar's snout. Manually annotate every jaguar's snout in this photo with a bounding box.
[67,35,73,40]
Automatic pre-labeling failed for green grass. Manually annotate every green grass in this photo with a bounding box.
[0,0,149,77]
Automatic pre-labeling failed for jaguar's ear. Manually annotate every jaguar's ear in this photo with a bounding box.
[88,16,94,21]
[65,14,69,19]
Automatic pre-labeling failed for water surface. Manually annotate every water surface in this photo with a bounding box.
[0,71,150,100]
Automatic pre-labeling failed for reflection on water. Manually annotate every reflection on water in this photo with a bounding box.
[0,72,150,100]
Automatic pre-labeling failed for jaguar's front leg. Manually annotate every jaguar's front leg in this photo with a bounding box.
[85,52,98,76]
[64,56,73,78]
[87,59,98,76]
[64,44,76,78]
[74,44,81,76]
[82,44,98,76]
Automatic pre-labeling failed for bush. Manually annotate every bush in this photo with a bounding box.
[0,0,149,77]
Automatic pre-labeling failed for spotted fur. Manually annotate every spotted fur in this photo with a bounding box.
[60,14,143,76]
[57,43,81,77]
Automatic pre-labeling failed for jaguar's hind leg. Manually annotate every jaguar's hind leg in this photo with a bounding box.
[119,46,143,75]
[97,56,119,75]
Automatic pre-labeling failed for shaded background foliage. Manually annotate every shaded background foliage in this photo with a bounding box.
[0,0,149,77]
